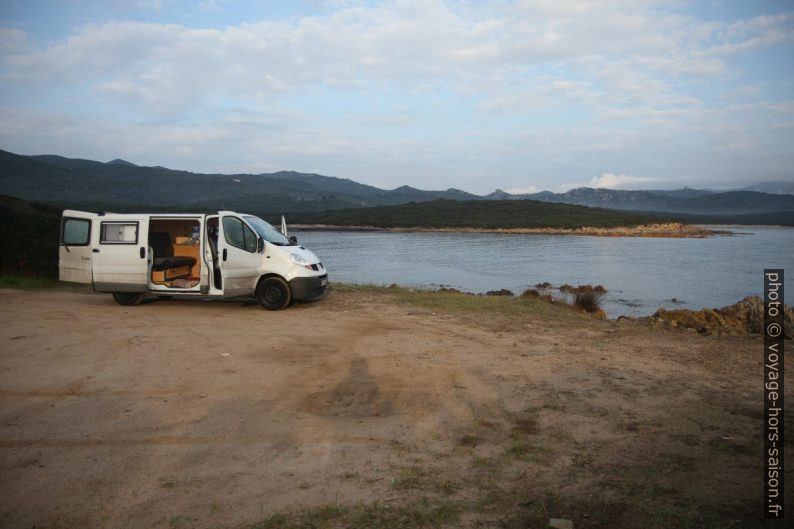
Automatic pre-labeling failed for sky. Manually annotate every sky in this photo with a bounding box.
[0,0,793,194]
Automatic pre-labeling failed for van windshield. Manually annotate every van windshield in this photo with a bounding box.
[244,216,294,246]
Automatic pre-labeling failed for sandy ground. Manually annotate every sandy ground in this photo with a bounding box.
[0,287,789,528]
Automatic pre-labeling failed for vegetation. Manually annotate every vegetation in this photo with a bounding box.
[0,274,67,289]
[572,290,605,314]
[0,194,61,278]
[331,283,589,320]
[292,199,679,229]
[250,499,460,529]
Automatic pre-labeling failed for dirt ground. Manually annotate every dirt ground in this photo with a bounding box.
[0,286,789,528]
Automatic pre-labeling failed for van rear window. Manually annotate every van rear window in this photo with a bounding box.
[63,218,91,246]
[100,222,138,244]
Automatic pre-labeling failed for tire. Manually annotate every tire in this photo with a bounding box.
[112,292,146,306]
[256,277,291,311]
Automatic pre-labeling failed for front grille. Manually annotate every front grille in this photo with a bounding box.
[310,262,324,271]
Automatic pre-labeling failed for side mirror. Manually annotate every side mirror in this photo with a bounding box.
[257,237,265,253]
[289,235,298,244]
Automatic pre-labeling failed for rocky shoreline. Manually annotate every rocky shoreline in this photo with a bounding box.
[292,222,724,237]
[396,283,790,338]
[622,296,792,339]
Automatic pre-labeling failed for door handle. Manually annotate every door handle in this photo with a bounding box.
[140,247,146,258]
[223,249,228,261]
[92,249,100,253]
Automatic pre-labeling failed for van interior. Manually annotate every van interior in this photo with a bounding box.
[148,219,201,289]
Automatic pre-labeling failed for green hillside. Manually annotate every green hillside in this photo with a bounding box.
[291,199,679,229]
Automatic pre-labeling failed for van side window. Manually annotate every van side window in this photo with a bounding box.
[100,222,138,244]
[222,217,257,253]
[63,218,91,246]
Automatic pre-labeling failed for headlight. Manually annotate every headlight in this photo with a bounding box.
[290,253,312,270]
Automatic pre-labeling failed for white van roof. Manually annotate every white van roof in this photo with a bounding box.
[63,209,254,219]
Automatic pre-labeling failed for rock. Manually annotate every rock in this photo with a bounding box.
[486,289,514,297]
[521,289,540,298]
[647,296,792,338]
[548,519,574,529]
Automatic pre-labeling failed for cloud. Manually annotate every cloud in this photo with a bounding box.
[0,1,791,115]
[588,173,658,188]
[198,0,223,12]
[558,172,669,192]
[0,1,792,193]
[505,185,538,194]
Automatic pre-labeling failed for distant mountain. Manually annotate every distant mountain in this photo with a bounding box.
[106,158,137,166]
[0,149,792,220]
[510,187,794,215]
[740,181,794,195]
[644,187,715,199]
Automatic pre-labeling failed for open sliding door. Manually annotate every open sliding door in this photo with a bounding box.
[91,216,150,293]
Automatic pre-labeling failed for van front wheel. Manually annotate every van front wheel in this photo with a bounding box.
[256,277,291,311]
[112,292,146,306]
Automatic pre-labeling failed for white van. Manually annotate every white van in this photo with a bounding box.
[58,210,328,310]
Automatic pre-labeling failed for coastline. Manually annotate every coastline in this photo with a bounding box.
[291,222,725,238]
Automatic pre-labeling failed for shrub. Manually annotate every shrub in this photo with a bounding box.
[573,290,604,313]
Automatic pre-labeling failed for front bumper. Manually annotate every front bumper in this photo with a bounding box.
[289,274,328,302]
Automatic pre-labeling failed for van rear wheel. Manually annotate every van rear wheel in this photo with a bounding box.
[256,277,291,311]
[112,292,146,306]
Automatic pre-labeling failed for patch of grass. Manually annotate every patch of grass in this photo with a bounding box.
[250,498,460,529]
[390,466,458,496]
[331,282,595,322]
[505,438,552,462]
[0,274,70,289]
[329,282,393,293]
[638,499,728,529]
[401,288,578,319]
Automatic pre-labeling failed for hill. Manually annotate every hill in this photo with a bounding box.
[1,149,792,221]
[0,149,478,213]
[290,199,679,230]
